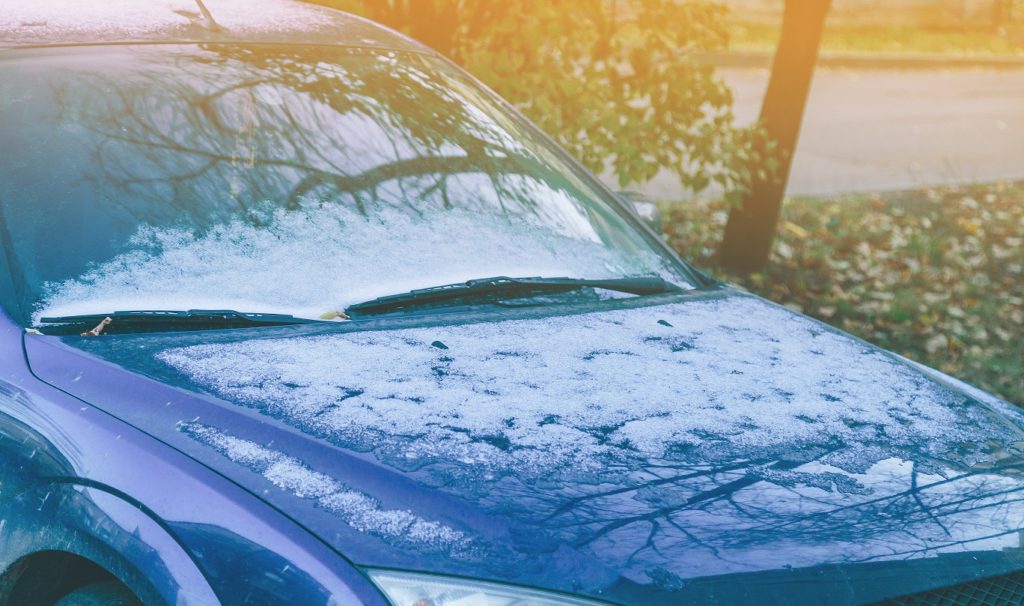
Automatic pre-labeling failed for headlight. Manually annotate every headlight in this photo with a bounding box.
[367,569,615,606]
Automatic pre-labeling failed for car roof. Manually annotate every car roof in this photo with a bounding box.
[0,0,431,52]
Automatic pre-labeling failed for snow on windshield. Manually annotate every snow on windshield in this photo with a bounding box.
[181,423,473,556]
[157,295,1019,487]
[33,202,672,323]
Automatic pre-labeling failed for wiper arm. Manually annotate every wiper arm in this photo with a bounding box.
[346,276,682,317]
[38,309,325,335]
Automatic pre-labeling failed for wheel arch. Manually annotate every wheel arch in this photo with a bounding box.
[0,480,220,606]
[0,550,123,606]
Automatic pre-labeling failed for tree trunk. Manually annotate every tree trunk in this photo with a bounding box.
[719,0,830,273]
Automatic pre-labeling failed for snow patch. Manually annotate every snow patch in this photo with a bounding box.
[202,0,335,32]
[160,296,1018,487]
[0,0,336,41]
[181,423,472,555]
[0,0,198,37]
[35,203,671,324]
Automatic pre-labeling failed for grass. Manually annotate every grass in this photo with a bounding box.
[661,182,1024,406]
[729,23,1024,56]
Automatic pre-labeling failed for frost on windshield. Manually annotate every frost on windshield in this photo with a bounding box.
[23,44,680,323]
[181,423,474,556]
[33,203,669,323]
[156,295,1024,581]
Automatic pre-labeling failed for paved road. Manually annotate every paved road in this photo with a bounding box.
[630,67,1024,199]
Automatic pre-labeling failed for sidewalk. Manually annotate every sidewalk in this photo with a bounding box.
[699,49,1024,70]
[626,64,1024,199]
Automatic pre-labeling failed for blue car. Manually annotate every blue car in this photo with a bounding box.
[2,2,1023,605]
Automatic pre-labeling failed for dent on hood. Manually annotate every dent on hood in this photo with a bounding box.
[158,295,1024,584]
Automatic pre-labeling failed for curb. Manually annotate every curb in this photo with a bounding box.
[698,49,1024,70]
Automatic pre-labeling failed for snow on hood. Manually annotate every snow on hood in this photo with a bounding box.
[181,423,473,557]
[158,295,1014,487]
[57,292,1024,588]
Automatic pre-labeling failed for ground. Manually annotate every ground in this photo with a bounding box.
[661,181,1024,407]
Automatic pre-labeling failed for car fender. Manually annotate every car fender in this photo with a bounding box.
[0,307,383,606]
[0,480,219,606]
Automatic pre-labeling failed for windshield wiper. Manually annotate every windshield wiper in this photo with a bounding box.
[38,309,325,336]
[346,276,683,317]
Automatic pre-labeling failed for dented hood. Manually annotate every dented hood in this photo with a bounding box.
[26,291,1024,605]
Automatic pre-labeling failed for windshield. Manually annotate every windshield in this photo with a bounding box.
[0,45,691,327]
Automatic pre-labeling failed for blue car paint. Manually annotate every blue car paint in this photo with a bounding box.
[10,287,1024,606]
[0,304,388,605]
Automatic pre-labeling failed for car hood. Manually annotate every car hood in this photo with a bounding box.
[26,291,1024,605]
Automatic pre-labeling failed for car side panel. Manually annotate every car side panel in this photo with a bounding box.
[0,310,385,606]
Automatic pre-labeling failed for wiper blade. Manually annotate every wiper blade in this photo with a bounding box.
[38,309,324,335]
[346,276,682,317]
